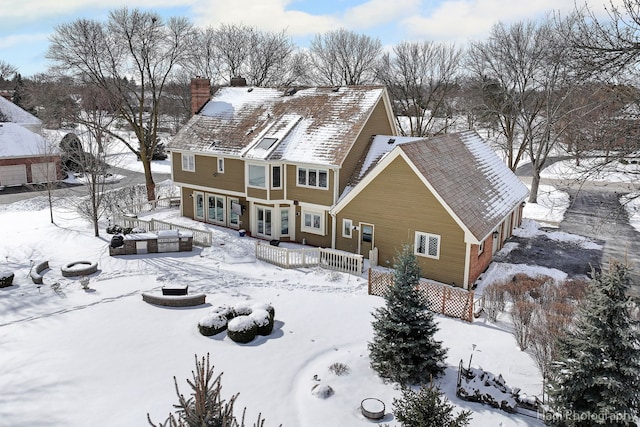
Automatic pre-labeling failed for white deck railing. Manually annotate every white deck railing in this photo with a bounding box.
[255,244,363,276]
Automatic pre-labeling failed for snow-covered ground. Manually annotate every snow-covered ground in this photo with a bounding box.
[0,146,632,427]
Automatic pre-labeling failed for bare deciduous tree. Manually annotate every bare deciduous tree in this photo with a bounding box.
[189,24,299,87]
[308,28,382,86]
[0,60,17,80]
[377,41,462,137]
[468,18,606,203]
[47,8,196,201]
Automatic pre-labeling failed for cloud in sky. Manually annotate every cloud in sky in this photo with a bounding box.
[0,0,627,76]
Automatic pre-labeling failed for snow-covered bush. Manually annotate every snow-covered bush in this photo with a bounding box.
[232,302,253,317]
[252,302,275,320]
[311,383,334,399]
[227,316,258,343]
[198,313,228,337]
[249,309,273,336]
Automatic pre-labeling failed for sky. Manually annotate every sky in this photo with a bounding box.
[0,0,621,78]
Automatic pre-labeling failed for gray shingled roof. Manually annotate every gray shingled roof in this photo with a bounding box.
[167,86,385,167]
[398,130,529,240]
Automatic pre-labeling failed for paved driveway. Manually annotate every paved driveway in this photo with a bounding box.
[516,161,640,297]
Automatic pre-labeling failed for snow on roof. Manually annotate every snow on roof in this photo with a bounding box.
[0,96,41,125]
[350,135,424,185]
[169,86,385,166]
[399,130,529,240]
[0,122,56,158]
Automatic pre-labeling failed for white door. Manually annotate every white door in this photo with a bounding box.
[256,206,273,238]
[31,162,56,183]
[0,165,27,186]
[194,192,205,221]
[206,194,225,224]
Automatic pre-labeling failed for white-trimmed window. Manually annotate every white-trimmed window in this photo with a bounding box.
[272,165,282,189]
[182,153,195,172]
[301,209,325,235]
[248,164,266,188]
[297,167,328,189]
[342,218,353,238]
[415,232,440,259]
[217,158,225,173]
[478,240,485,256]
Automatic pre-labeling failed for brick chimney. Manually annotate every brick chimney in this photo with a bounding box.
[230,76,247,87]
[190,77,211,117]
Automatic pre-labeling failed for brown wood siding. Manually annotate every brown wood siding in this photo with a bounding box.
[270,188,285,200]
[247,187,268,199]
[293,204,333,247]
[285,165,334,206]
[181,187,195,218]
[335,156,467,286]
[172,153,244,193]
[339,98,394,194]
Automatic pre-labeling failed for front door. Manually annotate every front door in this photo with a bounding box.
[359,223,374,258]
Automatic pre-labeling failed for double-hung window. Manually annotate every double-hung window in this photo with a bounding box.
[301,209,325,235]
[272,165,282,189]
[182,153,195,172]
[342,219,353,238]
[248,164,266,188]
[297,167,328,189]
[415,232,440,259]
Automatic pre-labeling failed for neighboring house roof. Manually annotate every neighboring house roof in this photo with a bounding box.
[0,96,41,126]
[168,86,388,167]
[335,130,529,242]
[0,122,56,158]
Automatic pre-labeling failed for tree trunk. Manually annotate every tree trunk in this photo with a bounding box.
[144,162,156,202]
[528,171,540,204]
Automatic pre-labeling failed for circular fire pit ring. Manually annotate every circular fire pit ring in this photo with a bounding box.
[61,261,98,277]
[361,397,385,420]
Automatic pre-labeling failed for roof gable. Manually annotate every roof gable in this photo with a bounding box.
[168,86,388,166]
[333,130,528,242]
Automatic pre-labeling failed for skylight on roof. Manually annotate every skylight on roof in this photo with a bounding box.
[256,137,278,150]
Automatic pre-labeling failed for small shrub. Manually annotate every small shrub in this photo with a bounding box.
[328,362,350,376]
[482,282,507,322]
[105,225,133,235]
[233,302,253,317]
[311,384,334,399]
[249,309,274,336]
[210,304,235,320]
[227,316,257,343]
[198,313,228,336]
[252,302,275,320]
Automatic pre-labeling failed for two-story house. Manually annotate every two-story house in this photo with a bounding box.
[168,79,528,289]
[168,78,396,248]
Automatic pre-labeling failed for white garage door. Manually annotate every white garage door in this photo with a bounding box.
[31,162,57,183]
[0,165,28,186]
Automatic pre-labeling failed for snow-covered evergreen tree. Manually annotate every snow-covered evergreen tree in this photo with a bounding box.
[393,385,472,427]
[368,245,447,385]
[545,261,640,426]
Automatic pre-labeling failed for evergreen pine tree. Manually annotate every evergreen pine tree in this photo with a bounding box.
[368,245,447,385]
[393,385,472,427]
[545,261,640,426]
